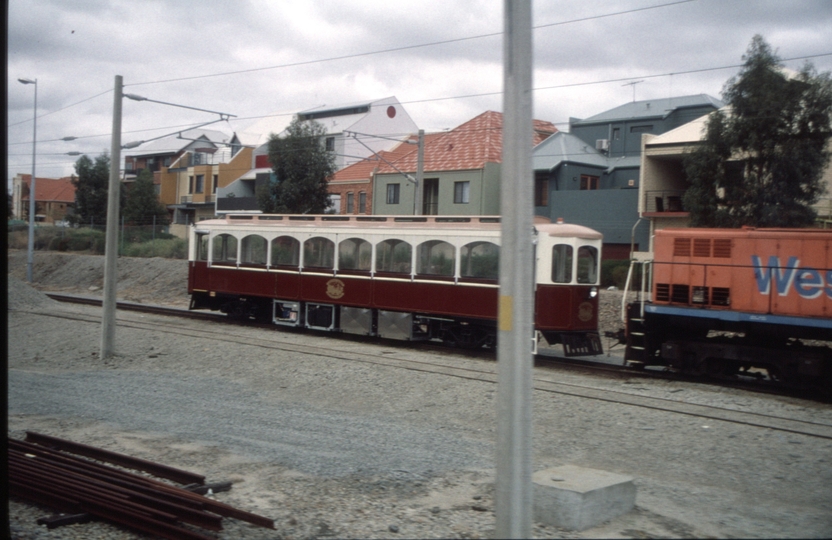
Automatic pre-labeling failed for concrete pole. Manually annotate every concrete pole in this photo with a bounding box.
[496,1,534,538]
[19,78,38,283]
[413,129,425,215]
[101,75,123,359]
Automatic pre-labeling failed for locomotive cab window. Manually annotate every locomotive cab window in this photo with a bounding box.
[303,237,334,270]
[376,239,412,274]
[338,238,372,272]
[271,236,300,268]
[417,240,455,277]
[240,234,268,266]
[460,241,499,280]
[551,244,573,283]
[576,245,598,284]
[212,234,237,264]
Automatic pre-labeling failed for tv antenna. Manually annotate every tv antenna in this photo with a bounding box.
[623,80,644,102]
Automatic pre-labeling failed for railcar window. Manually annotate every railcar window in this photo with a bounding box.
[240,234,267,265]
[196,234,209,261]
[417,240,455,277]
[552,244,573,283]
[271,236,300,267]
[577,245,598,284]
[376,239,412,274]
[212,234,238,263]
[303,237,334,269]
[338,238,372,271]
[460,241,499,279]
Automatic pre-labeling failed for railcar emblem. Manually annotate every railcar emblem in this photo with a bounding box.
[326,279,346,299]
[578,301,594,322]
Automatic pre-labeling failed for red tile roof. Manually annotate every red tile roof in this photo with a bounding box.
[375,111,556,175]
[20,175,76,203]
[330,134,423,183]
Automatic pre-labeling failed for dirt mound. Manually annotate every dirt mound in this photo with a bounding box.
[7,250,191,307]
[7,275,60,311]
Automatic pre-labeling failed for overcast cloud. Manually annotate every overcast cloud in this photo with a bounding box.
[7,0,832,188]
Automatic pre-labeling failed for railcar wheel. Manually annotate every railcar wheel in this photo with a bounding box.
[442,325,487,350]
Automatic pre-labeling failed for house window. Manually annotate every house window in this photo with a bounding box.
[454,181,470,204]
[387,183,400,205]
[195,175,205,194]
[612,128,621,140]
[325,137,335,152]
[213,175,218,194]
[189,176,194,194]
[359,192,366,213]
[535,173,549,206]
[630,125,653,133]
[347,192,354,213]
[580,175,599,190]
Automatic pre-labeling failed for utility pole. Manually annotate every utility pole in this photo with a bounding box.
[101,75,123,359]
[496,1,534,538]
[413,129,425,215]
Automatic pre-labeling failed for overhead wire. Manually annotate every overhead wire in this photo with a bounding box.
[125,0,698,87]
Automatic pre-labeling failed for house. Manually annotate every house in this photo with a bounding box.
[533,95,723,259]
[327,135,421,214]
[124,128,247,236]
[217,97,418,214]
[11,174,75,224]
[639,110,832,252]
[372,111,556,215]
[161,135,252,235]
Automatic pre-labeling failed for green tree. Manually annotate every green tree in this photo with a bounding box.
[123,168,170,226]
[683,35,832,228]
[70,154,112,226]
[257,118,336,214]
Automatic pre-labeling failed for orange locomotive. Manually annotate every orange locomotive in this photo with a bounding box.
[624,227,832,387]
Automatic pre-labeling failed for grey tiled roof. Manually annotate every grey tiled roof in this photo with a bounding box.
[572,94,723,125]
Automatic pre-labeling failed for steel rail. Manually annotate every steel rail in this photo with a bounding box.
[10,434,276,535]
[25,431,206,485]
[24,298,832,439]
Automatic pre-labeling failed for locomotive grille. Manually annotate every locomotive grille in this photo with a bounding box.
[655,284,730,306]
[673,238,691,257]
[713,239,732,258]
[693,239,711,257]
[692,286,709,304]
[711,287,730,305]
[671,284,690,303]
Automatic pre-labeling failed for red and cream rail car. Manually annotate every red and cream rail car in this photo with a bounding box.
[188,214,604,354]
[624,227,832,386]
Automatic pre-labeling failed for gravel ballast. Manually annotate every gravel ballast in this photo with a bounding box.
[7,250,832,539]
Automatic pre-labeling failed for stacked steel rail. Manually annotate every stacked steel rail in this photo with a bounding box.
[9,432,274,539]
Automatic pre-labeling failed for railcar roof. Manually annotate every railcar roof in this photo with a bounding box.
[195,214,602,239]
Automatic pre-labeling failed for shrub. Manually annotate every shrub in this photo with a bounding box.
[601,259,641,289]
[122,238,188,259]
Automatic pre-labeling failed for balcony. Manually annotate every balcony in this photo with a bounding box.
[180,195,193,204]
[644,190,686,215]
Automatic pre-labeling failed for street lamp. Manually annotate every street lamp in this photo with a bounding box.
[18,77,37,283]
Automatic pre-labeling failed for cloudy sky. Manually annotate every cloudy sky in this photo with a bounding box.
[7,0,832,190]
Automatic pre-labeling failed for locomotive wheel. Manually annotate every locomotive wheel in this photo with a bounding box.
[705,358,729,378]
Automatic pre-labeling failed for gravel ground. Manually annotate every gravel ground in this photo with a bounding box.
[7,250,832,539]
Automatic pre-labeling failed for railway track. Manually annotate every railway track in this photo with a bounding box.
[27,293,832,441]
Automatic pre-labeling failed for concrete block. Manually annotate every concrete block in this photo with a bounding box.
[533,465,636,531]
